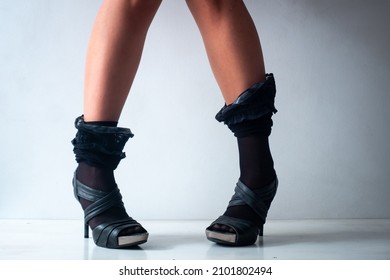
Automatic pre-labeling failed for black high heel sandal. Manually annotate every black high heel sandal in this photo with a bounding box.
[71,116,148,248]
[73,176,148,248]
[206,177,278,246]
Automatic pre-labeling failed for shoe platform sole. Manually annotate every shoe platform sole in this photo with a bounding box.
[205,230,236,245]
[118,233,149,247]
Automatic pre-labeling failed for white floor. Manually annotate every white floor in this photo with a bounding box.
[1,219,389,260]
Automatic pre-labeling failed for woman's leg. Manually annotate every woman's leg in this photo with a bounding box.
[84,0,162,122]
[186,0,277,241]
[73,0,162,246]
[185,0,266,105]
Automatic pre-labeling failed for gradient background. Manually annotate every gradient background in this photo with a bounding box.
[1,0,389,221]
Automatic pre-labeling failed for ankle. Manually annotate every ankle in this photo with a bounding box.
[76,162,116,192]
[239,167,276,190]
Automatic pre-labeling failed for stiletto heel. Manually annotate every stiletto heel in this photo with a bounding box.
[259,225,264,237]
[84,223,89,238]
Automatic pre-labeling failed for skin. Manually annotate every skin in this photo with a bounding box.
[83,0,163,122]
[185,0,266,105]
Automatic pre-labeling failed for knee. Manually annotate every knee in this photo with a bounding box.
[118,0,162,29]
[129,0,161,12]
[127,0,161,10]
[186,0,242,13]
[186,0,245,28]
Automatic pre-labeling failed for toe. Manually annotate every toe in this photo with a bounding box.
[119,225,147,237]
[212,223,235,233]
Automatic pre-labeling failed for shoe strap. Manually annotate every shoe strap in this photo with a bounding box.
[93,218,141,246]
[73,177,125,224]
[228,178,278,222]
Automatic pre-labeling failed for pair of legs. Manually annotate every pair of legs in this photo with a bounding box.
[84,0,266,121]
[74,0,277,247]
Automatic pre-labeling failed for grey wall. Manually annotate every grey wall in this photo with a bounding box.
[1,0,389,220]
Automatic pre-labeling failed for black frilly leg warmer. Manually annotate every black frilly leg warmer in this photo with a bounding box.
[71,115,134,170]
[215,73,277,138]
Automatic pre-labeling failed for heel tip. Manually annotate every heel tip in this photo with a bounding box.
[259,226,264,236]
[84,224,89,239]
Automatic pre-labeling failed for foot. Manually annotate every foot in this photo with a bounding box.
[210,205,261,233]
[209,177,277,235]
[76,163,146,237]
